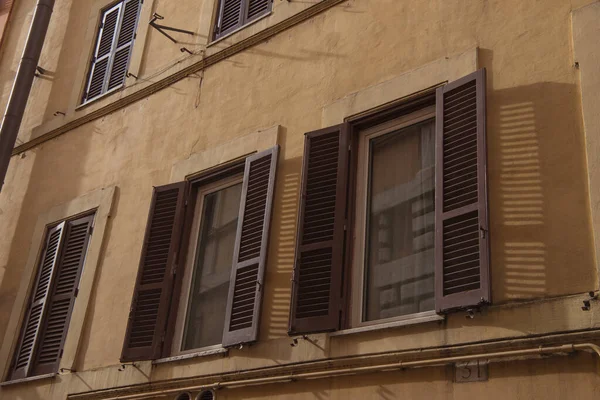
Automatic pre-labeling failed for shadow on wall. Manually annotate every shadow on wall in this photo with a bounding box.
[480,48,595,305]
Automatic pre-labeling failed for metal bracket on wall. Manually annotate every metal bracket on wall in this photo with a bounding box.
[149,13,195,54]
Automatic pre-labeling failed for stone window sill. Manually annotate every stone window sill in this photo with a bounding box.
[153,347,228,365]
[329,311,445,337]
[0,373,56,387]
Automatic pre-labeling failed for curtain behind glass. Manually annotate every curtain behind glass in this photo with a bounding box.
[182,183,242,350]
[364,119,435,321]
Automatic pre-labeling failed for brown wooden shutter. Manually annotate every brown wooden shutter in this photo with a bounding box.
[289,124,349,335]
[121,182,187,361]
[11,223,65,380]
[435,68,490,312]
[31,214,94,375]
[107,0,141,91]
[215,0,244,38]
[222,146,279,347]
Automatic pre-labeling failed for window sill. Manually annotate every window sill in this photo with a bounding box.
[329,312,445,337]
[0,372,56,387]
[152,347,228,365]
[75,84,125,111]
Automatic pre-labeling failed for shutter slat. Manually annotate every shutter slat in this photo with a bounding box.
[289,125,349,335]
[31,215,94,376]
[121,182,187,361]
[435,69,490,312]
[11,223,65,380]
[218,0,243,37]
[107,46,131,90]
[222,146,279,347]
[246,0,271,21]
[117,0,140,47]
[97,8,119,58]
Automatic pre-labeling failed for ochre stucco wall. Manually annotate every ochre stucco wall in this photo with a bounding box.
[0,0,599,399]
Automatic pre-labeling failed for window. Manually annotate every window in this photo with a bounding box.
[213,0,272,40]
[289,69,491,335]
[9,213,95,380]
[121,147,279,362]
[82,0,142,104]
[172,176,243,354]
[352,109,436,326]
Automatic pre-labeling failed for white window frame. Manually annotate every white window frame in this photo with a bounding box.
[351,106,438,328]
[170,174,243,356]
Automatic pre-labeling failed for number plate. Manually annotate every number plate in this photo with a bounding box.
[454,360,489,383]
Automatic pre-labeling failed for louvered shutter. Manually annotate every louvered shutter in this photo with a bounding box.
[222,146,279,347]
[245,0,271,22]
[289,125,349,335]
[121,182,187,361]
[216,0,244,38]
[435,69,490,312]
[11,223,65,380]
[107,0,141,91]
[85,4,121,101]
[31,215,94,375]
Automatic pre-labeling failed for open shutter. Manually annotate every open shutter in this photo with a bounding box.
[245,0,271,22]
[107,0,141,91]
[222,146,279,347]
[31,215,94,375]
[85,3,121,101]
[289,125,349,335]
[121,182,187,362]
[435,68,490,312]
[11,223,65,380]
[215,0,244,39]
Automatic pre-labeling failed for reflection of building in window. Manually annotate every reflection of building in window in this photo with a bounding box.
[365,119,435,321]
[181,182,242,351]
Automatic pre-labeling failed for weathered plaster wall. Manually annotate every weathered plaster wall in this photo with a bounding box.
[0,0,599,398]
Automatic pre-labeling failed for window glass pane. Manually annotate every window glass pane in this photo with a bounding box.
[364,119,435,321]
[182,183,242,350]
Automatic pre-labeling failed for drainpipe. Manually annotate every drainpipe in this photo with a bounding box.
[0,0,55,192]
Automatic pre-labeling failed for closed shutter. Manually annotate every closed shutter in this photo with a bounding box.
[289,125,349,335]
[222,146,279,347]
[31,215,94,375]
[11,223,65,380]
[84,0,141,102]
[121,182,188,361]
[107,0,141,91]
[215,0,244,38]
[435,68,490,312]
[85,4,121,101]
[245,0,271,22]
[215,0,272,39]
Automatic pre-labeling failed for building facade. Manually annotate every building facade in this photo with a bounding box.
[0,0,600,399]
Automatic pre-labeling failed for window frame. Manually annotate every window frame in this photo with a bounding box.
[350,106,437,328]
[170,173,244,356]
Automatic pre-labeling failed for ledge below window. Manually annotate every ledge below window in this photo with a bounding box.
[153,347,228,365]
[329,312,445,337]
[0,372,56,387]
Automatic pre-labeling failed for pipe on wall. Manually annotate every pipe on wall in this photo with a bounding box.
[91,343,600,400]
[0,0,55,192]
